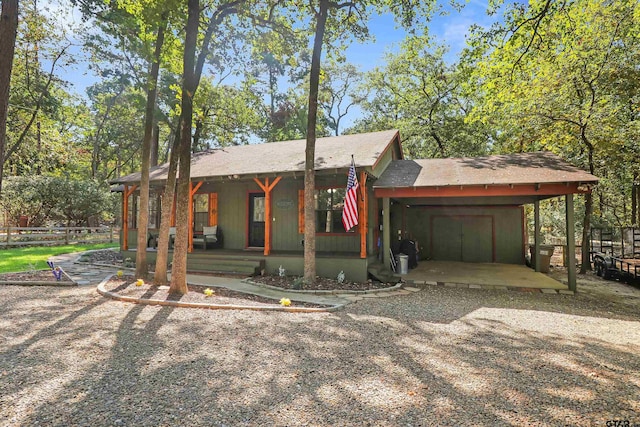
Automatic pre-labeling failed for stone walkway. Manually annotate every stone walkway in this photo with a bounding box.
[47,251,417,308]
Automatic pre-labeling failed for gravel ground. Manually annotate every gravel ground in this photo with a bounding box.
[1,283,639,426]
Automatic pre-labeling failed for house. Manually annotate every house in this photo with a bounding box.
[113,129,598,289]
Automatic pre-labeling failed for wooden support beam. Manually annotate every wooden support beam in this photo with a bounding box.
[122,185,128,251]
[534,199,540,272]
[359,171,368,259]
[382,197,390,271]
[253,176,282,255]
[566,193,576,292]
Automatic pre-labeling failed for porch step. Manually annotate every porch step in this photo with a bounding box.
[367,261,399,283]
[187,258,265,276]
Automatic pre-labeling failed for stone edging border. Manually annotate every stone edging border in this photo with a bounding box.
[0,280,76,287]
[406,279,574,295]
[244,280,404,295]
[97,275,346,313]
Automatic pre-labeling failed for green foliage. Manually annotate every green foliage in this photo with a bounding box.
[4,1,80,177]
[350,34,491,158]
[469,0,639,226]
[192,77,266,149]
[0,176,116,226]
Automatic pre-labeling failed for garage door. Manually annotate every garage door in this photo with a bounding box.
[432,216,494,263]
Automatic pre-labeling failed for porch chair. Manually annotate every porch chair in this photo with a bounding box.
[193,225,223,249]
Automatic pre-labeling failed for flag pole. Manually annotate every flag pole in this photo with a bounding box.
[352,154,365,202]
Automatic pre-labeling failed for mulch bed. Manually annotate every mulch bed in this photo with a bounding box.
[0,270,65,283]
[103,276,329,308]
[251,275,396,291]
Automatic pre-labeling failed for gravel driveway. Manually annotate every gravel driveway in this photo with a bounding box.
[1,284,639,426]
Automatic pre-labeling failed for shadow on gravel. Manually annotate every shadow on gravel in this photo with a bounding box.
[2,286,639,426]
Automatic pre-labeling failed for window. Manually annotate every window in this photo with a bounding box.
[193,193,208,232]
[315,188,353,233]
[126,194,161,229]
[127,195,138,229]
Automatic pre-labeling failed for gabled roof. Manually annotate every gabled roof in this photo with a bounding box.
[374,152,598,189]
[114,130,401,184]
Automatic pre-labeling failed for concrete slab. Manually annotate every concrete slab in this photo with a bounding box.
[404,261,568,291]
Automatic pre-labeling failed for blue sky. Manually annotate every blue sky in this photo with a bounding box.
[52,0,498,99]
[345,1,496,71]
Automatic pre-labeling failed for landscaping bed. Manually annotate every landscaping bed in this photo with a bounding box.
[251,275,396,291]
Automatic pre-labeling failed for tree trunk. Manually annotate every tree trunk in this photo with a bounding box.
[0,0,19,195]
[155,2,236,288]
[153,126,180,286]
[303,0,329,285]
[169,0,199,295]
[135,16,167,280]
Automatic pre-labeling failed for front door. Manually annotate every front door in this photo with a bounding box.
[248,193,265,247]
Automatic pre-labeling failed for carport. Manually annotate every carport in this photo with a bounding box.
[373,152,599,291]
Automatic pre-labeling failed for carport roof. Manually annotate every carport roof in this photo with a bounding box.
[374,152,598,188]
[373,151,599,203]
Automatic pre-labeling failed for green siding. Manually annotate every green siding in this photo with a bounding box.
[402,206,524,264]
[370,146,394,178]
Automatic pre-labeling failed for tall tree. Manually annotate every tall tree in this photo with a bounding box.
[470,0,639,272]
[298,0,435,284]
[164,0,276,293]
[169,0,200,295]
[0,0,19,195]
[302,0,329,285]
[135,13,168,280]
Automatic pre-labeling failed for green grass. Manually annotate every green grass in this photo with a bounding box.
[0,243,118,273]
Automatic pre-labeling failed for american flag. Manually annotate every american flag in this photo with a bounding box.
[342,157,359,232]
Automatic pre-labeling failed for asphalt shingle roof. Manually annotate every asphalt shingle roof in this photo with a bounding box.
[374,152,598,188]
[114,130,400,184]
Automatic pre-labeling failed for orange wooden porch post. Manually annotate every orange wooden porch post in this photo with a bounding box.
[188,181,203,252]
[359,172,368,259]
[122,184,137,251]
[254,176,282,256]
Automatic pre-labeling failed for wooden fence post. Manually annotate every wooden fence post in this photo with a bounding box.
[65,228,69,245]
